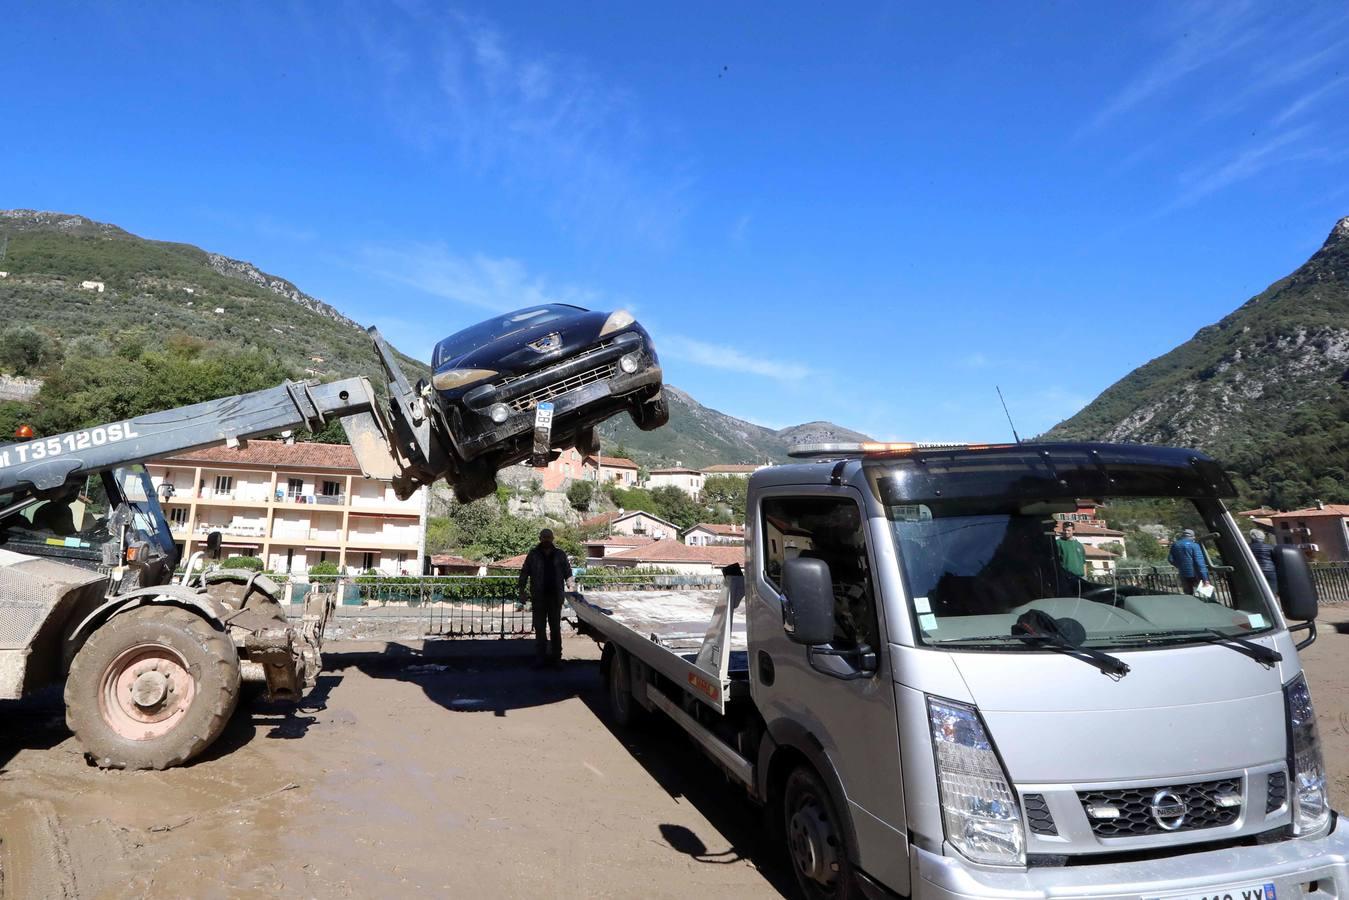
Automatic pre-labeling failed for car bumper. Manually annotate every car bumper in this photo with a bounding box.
[913,816,1349,899]
[446,331,662,460]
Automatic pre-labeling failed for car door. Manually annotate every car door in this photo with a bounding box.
[748,486,909,893]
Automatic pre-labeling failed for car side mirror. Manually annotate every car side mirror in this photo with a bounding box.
[1274,544,1318,623]
[782,557,835,646]
[206,530,223,559]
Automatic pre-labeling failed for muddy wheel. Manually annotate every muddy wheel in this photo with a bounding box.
[66,607,240,770]
[575,425,602,456]
[605,646,641,727]
[453,458,498,504]
[204,573,289,702]
[783,766,859,900]
[630,392,669,432]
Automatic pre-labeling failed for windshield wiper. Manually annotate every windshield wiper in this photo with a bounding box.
[939,614,1131,680]
[1115,628,1281,667]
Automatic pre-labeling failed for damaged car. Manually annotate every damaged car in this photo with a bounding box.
[429,304,666,502]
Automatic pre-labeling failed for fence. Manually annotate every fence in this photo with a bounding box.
[1112,562,1349,607]
[277,573,725,638]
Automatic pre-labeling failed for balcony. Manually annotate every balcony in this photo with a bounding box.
[194,523,266,538]
[275,492,346,506]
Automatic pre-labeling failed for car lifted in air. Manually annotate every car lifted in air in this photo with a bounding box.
[429,304,667,502]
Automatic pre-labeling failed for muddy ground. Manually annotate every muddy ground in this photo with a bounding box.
[3,606,1349,899]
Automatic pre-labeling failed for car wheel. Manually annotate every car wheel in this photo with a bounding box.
[575,426,602,457]
[630,393,669,432]
[782,766,861,900]
[453,458,498,503]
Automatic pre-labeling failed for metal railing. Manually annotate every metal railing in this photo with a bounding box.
[270,572,724,638]
[1311,562,1349,604]
[1111,562,1349,606]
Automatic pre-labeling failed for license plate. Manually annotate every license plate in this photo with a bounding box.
[1148,883,1277,900]
[531,402,555,467]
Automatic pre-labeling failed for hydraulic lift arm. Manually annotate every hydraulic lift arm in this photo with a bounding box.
[0,350,442,498]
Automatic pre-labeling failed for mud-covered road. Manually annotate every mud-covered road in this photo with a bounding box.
[4,607,1349,899]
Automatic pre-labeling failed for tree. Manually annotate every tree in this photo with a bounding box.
[566,480,595,512]
[0,326,56,376]
[424,516,454,554]
[701,474,748,522]
[649,485,700,530]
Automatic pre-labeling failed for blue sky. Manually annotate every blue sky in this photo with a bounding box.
[6,1,1349,441]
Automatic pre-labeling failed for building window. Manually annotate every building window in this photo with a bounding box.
[287,478,304,499]
[213,475,233,495]
[361,551,375,571]
[169,507,189,526]
[322,480,342,497]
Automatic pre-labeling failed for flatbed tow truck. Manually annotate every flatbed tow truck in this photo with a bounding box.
[572,441,1349,900]
[0,329,555,769]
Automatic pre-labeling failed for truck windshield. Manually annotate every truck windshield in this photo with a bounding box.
[887,495,1276,650]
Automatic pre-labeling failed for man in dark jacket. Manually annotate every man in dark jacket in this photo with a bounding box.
[518,528,572,667]
[1168,528,1210,595]
[1248,528,1278,594]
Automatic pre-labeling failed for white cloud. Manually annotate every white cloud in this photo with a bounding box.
[1271,75,1349,127]
[660,335,812,382]
[345,9,694,247]
[359,243,598,312]
[1171,125,1317,209]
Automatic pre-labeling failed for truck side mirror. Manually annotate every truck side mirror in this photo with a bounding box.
[782,556,835,646]
[206,530,222,559]
[1273,544,1318,623]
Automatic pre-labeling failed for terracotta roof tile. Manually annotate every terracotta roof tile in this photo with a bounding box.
[1269,505,1349,519]
[430,554,481,567]
[605,543,745,565]
[588,455,638,469]
[164,439,360,471]
[685,523,745,536]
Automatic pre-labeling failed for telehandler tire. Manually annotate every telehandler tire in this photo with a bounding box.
[65,606,240,770]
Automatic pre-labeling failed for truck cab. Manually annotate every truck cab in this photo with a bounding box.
[744,441,1346,898]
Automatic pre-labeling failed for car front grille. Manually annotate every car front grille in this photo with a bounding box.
[1079,778,1241,837]
[1266,772,1287,813]
[1023,793,1057,836]
[506,361,617,413]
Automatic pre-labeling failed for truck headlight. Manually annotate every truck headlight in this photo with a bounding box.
[927,696,1025,866]
[599,309,636,337]
[431,368,497,391]
[1285,673,1330,836]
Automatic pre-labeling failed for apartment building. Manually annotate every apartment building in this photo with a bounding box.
[146,440,427,576]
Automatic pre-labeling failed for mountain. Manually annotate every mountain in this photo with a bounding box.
[0,210,867,468]
[1044,216,1349,507]
[599,386,872,468]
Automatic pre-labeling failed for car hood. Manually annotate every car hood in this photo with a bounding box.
[943,637,1292,782]
[438,309,613,378]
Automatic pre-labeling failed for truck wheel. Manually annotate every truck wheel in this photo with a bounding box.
[783,766,860,900]
[606,647,641,727]
[65,607,240,770]
[630,392,669,432]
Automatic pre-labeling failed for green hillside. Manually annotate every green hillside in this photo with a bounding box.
[1045,216,1349,508]
[599,386,871,468]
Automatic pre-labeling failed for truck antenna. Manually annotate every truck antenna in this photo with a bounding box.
[996,385,1022,444]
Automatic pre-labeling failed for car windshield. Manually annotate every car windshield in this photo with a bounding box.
[888,495,1277,650]
[433,304,585,367]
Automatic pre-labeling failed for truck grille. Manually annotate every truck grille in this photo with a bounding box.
[1266,772,1287,813]
[506,362,617,413]
[1023,793,1057,836]
[1079,778,1241,837]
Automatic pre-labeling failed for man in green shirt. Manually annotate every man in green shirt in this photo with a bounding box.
[1056,521,1086,578]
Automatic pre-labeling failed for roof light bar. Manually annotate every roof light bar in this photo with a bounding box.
[787,441,1012,459]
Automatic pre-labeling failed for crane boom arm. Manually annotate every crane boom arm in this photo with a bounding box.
[0,376,414,494]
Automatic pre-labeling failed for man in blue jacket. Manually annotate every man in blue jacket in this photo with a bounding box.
[1168,528,1210,595]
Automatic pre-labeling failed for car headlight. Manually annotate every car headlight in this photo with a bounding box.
[599,309,636,337]
[1285,673,1330,836]
[927,696,1025,866]
[431,368,497,391]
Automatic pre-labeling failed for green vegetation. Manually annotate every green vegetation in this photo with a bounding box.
[700,474,748,522]
[220,555,265,571]
[1045,218,1349,511]
[308,560,340,576]
[566,479,595,511]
